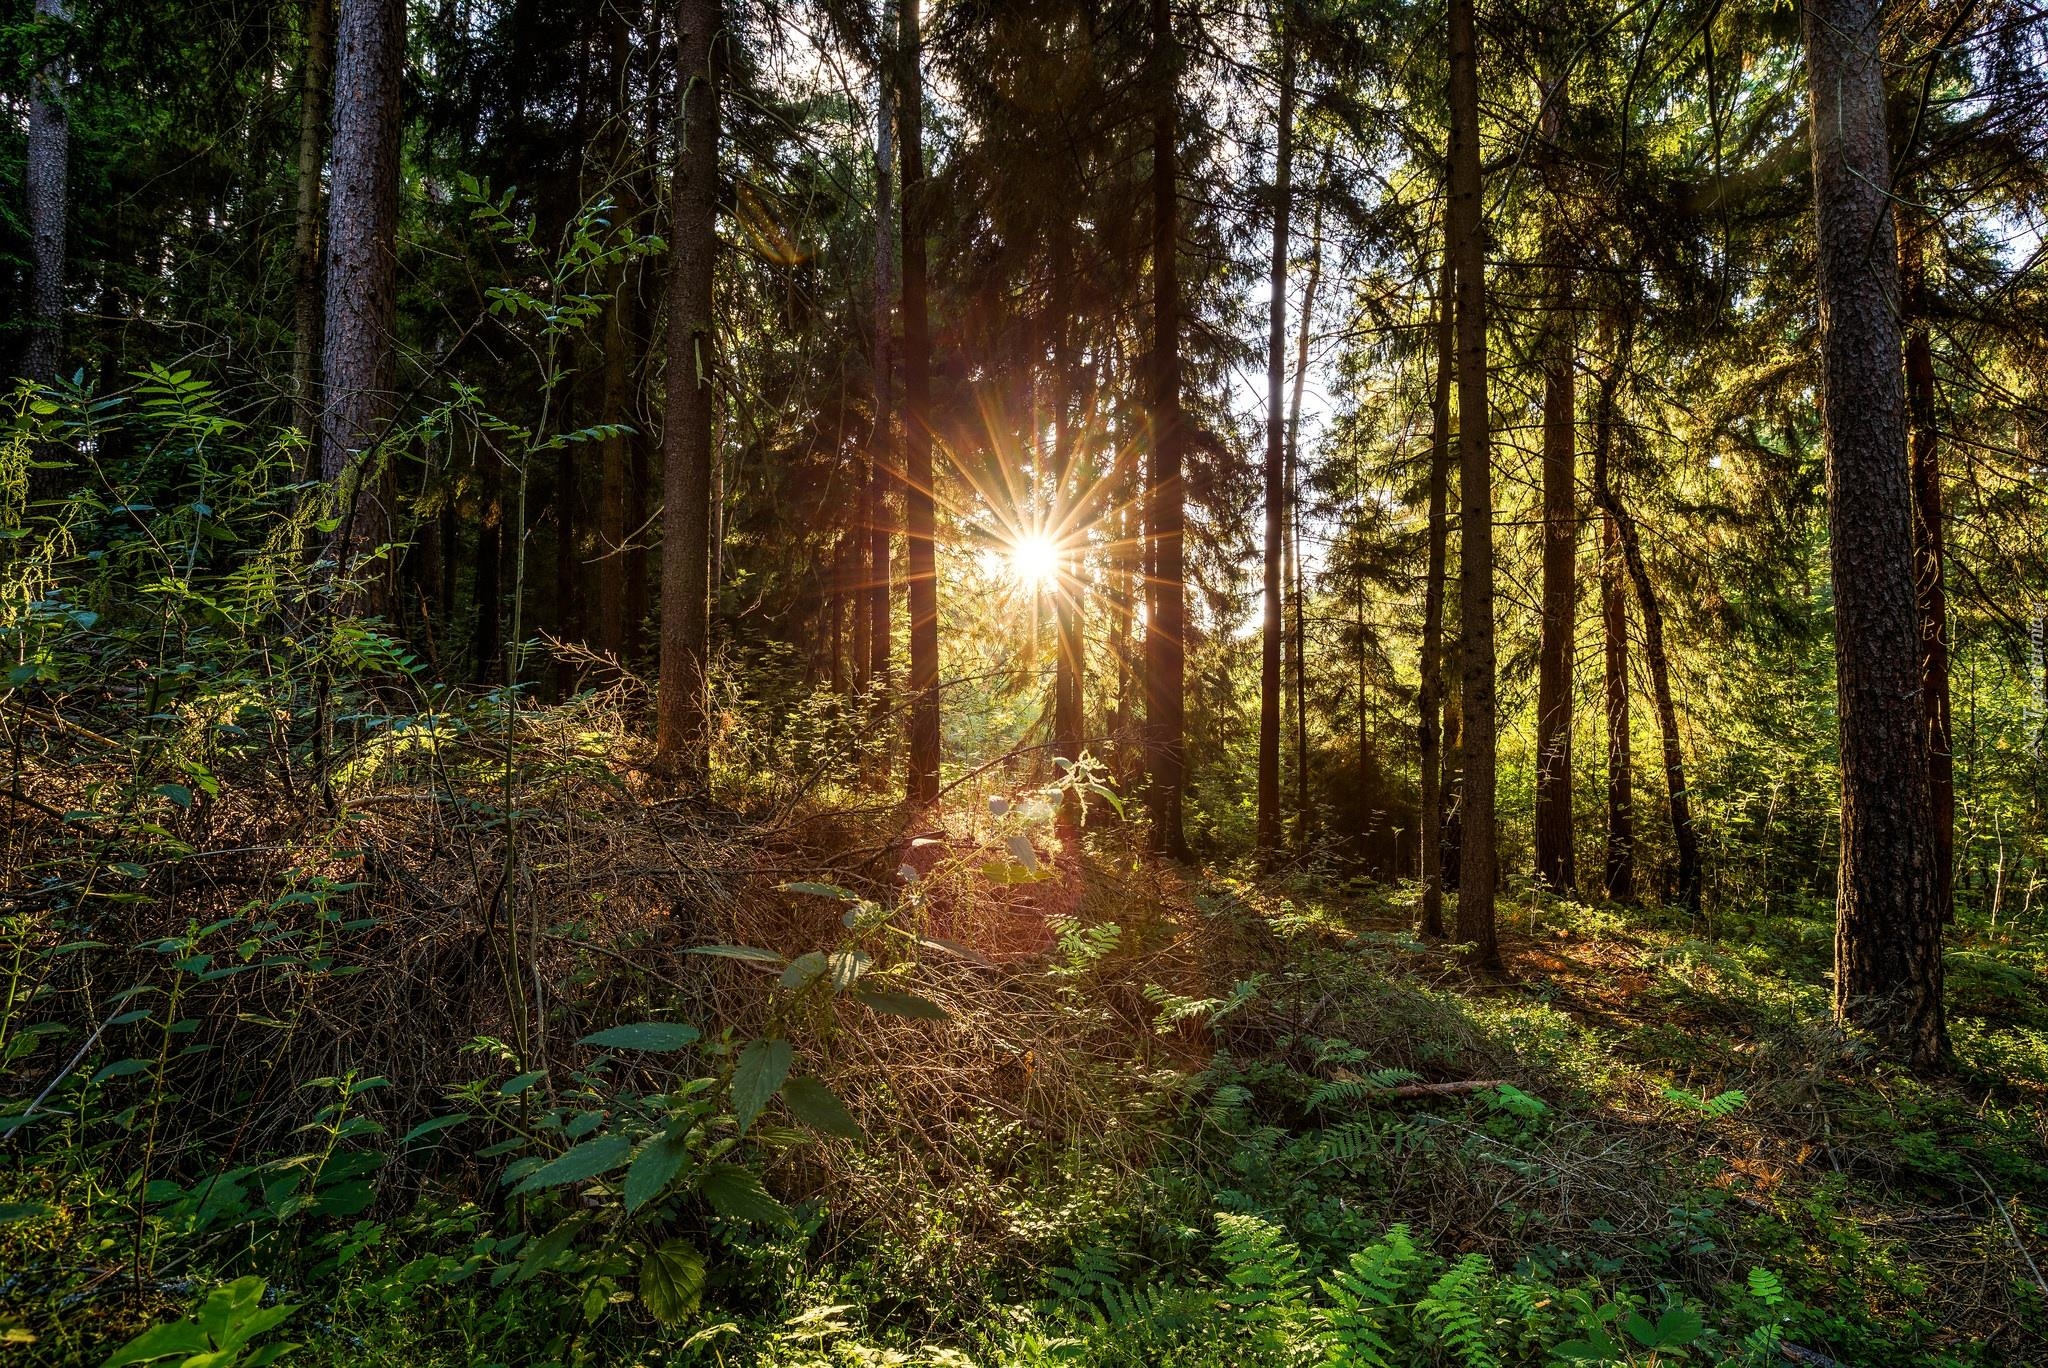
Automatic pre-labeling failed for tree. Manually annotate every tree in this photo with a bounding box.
[656,0,720,775]
[1802,0,1946,1064]
[865,0,897,704]
[320,0,404,602]
[901,0,941,807]
[1592,330,1632,902]
[1447,0,1497,968]
[596,2,643,668]
[292,0,334,441]
[1899,207,1953,920]
[1256,3,1297,861]
[23,0,71,387]
[1532,34,1575,894]
[1144,0,1190,858]
[1417,247,1454,937]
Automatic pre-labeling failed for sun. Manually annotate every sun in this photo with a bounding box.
[1008,532,1061,591]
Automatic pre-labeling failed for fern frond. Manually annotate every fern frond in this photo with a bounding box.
[1417,1253,1500,1368]
[1320,1224,1429,1368]
[1214,1211,1310,1326]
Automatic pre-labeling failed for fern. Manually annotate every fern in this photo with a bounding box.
[1214,1211,1310,1327]
[1321,1224,1428,1368]
[1417,1254,1499,1368]
[1662,1083,1748,1118]
[1305,1069,1422,1113]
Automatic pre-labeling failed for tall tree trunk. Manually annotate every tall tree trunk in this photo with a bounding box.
[1419,248,1454,937]
[1256,8,1296,861]
[1448,0,1498,968]
[1900,207,1954,921]
[1593,333,1634,901]
[320,0,404,609]
[900,0,941,806]
[596,7,638,668]
[866,0,896,702]
[1532,40,1577,894]
[554,427,581,696]
[291,0,333,442]
[1285,143,1328,848]
[656,0,720,775]
[472,442,504,682]
[1803,0,1945,1065]
[23,0,70,387]
[1144,0,1190,858]
[1591,317,1698,910]
[1052,235,1084,821]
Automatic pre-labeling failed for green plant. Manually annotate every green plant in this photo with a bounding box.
[99,1277,299,1368]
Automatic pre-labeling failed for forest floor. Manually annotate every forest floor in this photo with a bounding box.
[7,728,2048,1367]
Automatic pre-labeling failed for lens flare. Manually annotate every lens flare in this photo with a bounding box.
[1008,533,1061,591]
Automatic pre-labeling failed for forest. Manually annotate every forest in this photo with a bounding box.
[1,0,2046,1362]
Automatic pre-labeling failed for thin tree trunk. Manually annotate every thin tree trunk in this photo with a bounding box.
[1257,8,1296,861]
[291,0,333,442]
[1803,0,1945,1065]
[1532,40,1577,894]
[23,0,70,387]
[1900,206,1954,921]
[596,7,638,667]
[656,0,720,775]
[901,0,941,806]
[1052,233,1084,822]
[1288,139,1330,846]
[1144,0,1190,858]
[1448,0,1498,968]
[320,0,404,610]
[866,0,896,703]
[472,442,504,682]
[1593,330,1634,901]
[1419,248,1454,937]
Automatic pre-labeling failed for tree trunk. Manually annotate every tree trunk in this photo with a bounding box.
[1803,0,1945,1065]
[1593,334,1634,901]
[472,441,504,682]
[1052,233,1084,820]
[866,0,896,703]
[291,0,333,442]
[1256,9,1296,861]
[1286,139,1329,849]
[901,0,941,807]
[1419,248,1454,937]
[1899,208,1954,921]
[656,0,720,776]
[596,8,638,668]
[23,0,70,387]
[1144,0,1190,858]
[1448,0,1498,968]
[320,0,404,608]
[1532,41,1577,894]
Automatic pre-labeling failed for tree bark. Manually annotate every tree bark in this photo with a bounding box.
[901,0,941,807]
[1448,0,1498,968]
[1286,139,1330,849]
[291,0,333,443]
[1803,0,1945,1065]
[1532,40,1577,894]
[1256,8,1296,862]
[1899,208,1954,921]
[1593,336,1633,901]
[1144,0,1190,858]
[596,7,639,668]
[1418,244,1454,934]
[320,0,404,609]
[1052,233,1084,819]
[865,0,896,703]
[23,0,70,387]
[656,0,720,776]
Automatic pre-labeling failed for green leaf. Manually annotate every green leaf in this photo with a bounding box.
[851,988,949,1020]
[731,1038,793,1133]
[779,951,828,990]
[512,1213,588,1285]
[826,950,871,992]
[683,944,786,965]
[0,1202,53,1224]
[511,1134,633,1195]
[699,1164,791,1227]
[639,1240,707,1326]
[578,1022,701,1052]
[500,1070,546,1096]
[624,1133,691,1214]
[777,881,859,901]
[400,1114,471,1145]
[155,783,192,809]
[780,1076,861,1139]
[99,1320,208,1367]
